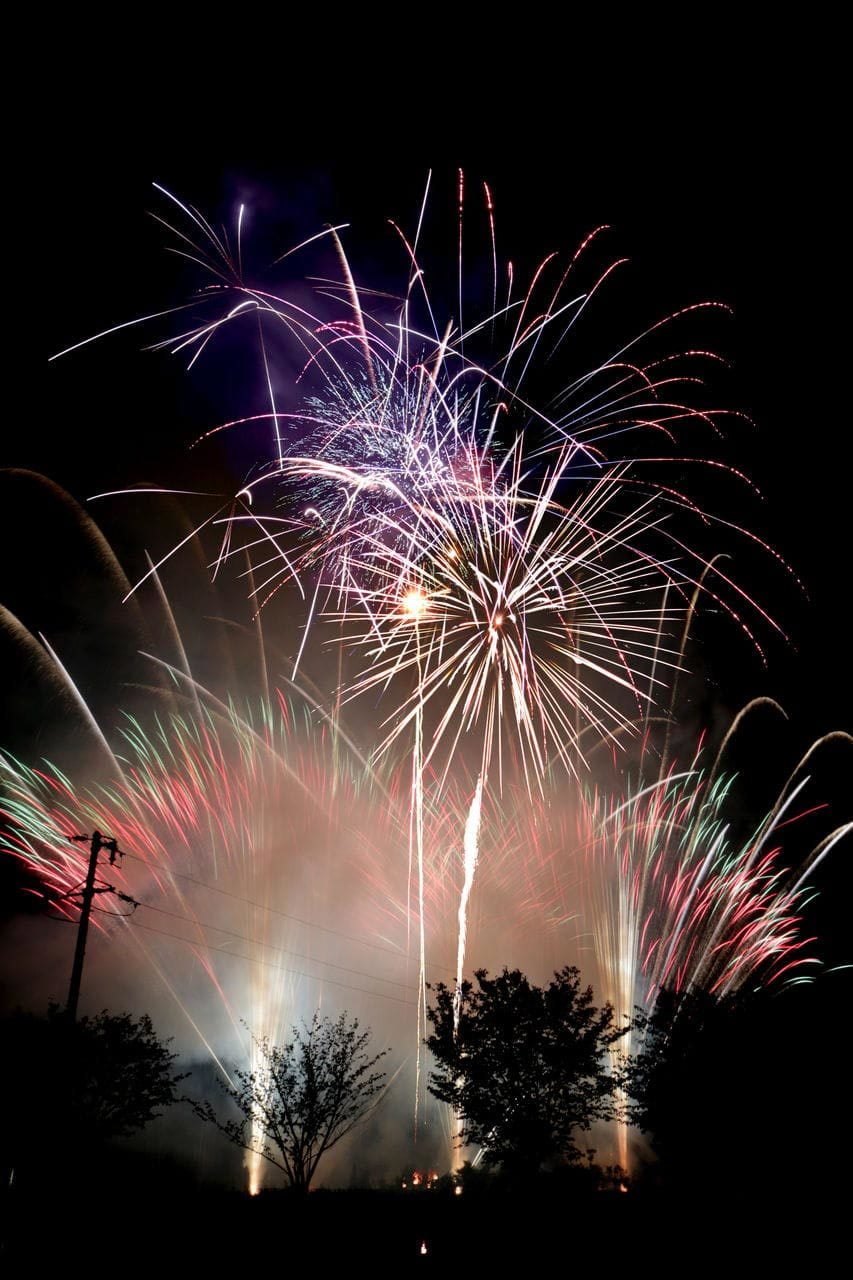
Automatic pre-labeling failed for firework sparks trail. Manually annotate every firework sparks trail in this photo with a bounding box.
[577,733,850,1169]
[66,185,786,787]
[1,647,848,1182]
[65,177,791,668]
[41,175,816,1172]
[454,774,483,1038]
[324,439,691,787]
[435,704,849,1175]
[0,682,425,1191]
[412,688,427,1132]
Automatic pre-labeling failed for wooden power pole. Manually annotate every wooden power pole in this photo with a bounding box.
[66,830,120,1020]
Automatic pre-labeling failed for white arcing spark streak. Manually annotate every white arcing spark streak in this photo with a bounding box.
[454,774,484,1036]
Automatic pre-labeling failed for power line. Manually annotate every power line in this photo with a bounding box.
[41,906,421,1007]
[135,900,416,991]
[122,915,418,1007]
[41,833,455,1006]
[122,849,419,964]
[41,866,450,995]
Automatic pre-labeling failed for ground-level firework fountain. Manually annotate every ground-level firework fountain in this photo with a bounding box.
[2,658,847,1182]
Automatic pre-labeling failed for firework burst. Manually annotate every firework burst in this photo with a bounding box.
[32,174,835,1186]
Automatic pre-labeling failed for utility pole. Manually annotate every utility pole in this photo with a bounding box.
[66,830,121,1020]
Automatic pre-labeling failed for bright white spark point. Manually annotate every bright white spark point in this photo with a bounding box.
[402,588,428,620]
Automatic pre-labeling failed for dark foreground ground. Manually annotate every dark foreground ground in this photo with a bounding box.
[2,1155,845,1271]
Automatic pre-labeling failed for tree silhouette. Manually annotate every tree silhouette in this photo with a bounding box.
[1,1003,185,1181]
[194,1011,391,1192]
[624,984,838,1199]
[625,986,733,1167]
[426,966,628,1177]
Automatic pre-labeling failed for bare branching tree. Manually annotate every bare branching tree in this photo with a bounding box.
[194,1011,391,1191]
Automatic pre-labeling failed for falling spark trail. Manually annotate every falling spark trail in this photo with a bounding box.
[37,634,126,782]
[454,775,483,1036]
[412,694,426,1135]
